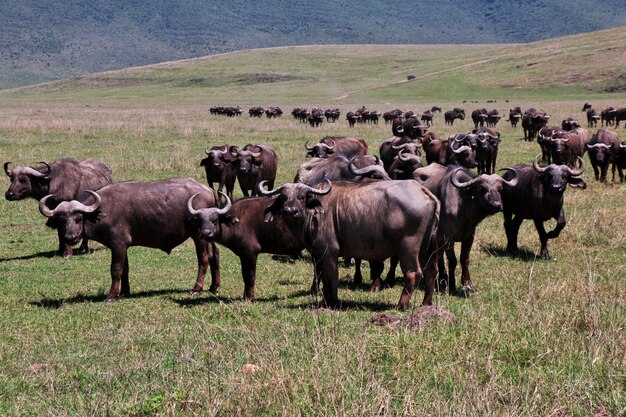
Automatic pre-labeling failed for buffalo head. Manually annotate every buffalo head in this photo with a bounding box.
[451,167,518,214]
[236,146,263,174]
[4,161,52,201]
[533,155,585,192]
[38,190,102,245]
[259,179,331,224]
[200,146,234,172]
[187,191,233,240]
[586,142,613,165]
[305,140,335,158]
[450,137,478,169]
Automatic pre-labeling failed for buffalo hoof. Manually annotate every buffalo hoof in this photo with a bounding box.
[369,279,382,292]
[208,286,219,294]
[461,284,474,293]
[190,291,201,297]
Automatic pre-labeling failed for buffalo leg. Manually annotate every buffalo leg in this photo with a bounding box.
[353,259,363,285]
[368,261,385,292]
[190,239,220,294]
[504,212,524,254]
[537,210,566,259]
[383,256,399,287]
[315,256,339,308]
[459,235,475,290]
[79,238,89,254]
[397,256,423,310]
[240,253,258,301]
[207,242,221,293]
[445,246,458,294]
[107,248,128,301]
[591,161,600,181]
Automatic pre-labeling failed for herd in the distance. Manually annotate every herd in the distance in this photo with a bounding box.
[4,101,626,309]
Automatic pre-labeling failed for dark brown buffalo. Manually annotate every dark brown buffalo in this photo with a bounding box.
[586,129,622,182]
[187,192,304,301]
[421,110,433,127]
[561,117,581,131]
[522,110,551,141]
[582,102,592,112]
[424,133,478,169]
[4,158,112,256]
[260,179,440,310]
[305,136,368,159]
[37,179,221,300]
[601,107,616,127]
[410,164,518,293]
[471,108,488,129]
[508,107,523,128]
[379,118,427,171]
[308,108,324,127]
[383,109,403,124]
[473,127,501,175]
[544,127,589,170]
[501,156,585,259]
[200,145,238,201]
[444,109,465,126]
[346,111,361,127]
[586,109,600,127]
[486,109,502,128]
[387,144,424,179]
[325,108,341,122]
[614,107,626,127]
[231,144,278,197]
[249,107,264,117]
[295,155,388,186]
[617,141,626,175]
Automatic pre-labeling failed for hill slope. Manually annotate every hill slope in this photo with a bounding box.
[1,0,625,89]
[4,28,625,104]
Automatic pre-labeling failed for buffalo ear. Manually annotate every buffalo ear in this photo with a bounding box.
[86,211,106,222]
[306,198,324,216]
[222,213,239,226]
[264,201,280,222]
[567,177,587,189]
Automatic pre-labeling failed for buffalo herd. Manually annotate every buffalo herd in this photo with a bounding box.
[4,102,625,309]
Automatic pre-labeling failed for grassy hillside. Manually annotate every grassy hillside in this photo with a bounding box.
[0,35,625,416]
[3,27,625,105]
[1,0,625,88]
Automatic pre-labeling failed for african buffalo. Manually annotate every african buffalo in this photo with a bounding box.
[410,164,518,293]
[561,117,581,131]
[305,136,368,159]
[200,145,238,201]
[508,107,523,128]
[486,109,502,128]
[501,156,585,259]
[601,107,616,127]
[614,107,626,127]
[522,110,550,141]
[473,127,501,175]
[231,144,278,197]
[37,179,221,300]
[4,158,112,256]
[586,109,600,128]
[424,133,478,169]
[295,155,388,186]
[187,192,304,301]
[260,179,440,310]
[471,108,489,129]
[444,109,465,126]
[586,129,622,182]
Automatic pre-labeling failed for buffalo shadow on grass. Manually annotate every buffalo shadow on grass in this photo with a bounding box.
[481,244,539,262]
[0,247,104,263]
[30,288,188,309]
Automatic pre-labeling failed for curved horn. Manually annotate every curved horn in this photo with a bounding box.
[532,154,548,173]
[499,168,519,187]
[397,149,414,162]
[348,158,386,178]
[392,143,408,151]
[4,162,11,176]
[586,143,611,149]
[37,162,52,177]
[306,178,332,195]
[450,168,481,189]
[325,139,335,150]
[187,193,201,216]
[38,194,56,217]
[251,146,262,158]
[229,145,239,157]
[204,146,211,155]
[620,143,626,149]
[22,162,51,178]
[304,141,315,151]
[566,157,585,177]
[453,133,466,142]
[258,180,285,196]
[76,190,101,213]
[451,144,472,154]
[215,192,232,215]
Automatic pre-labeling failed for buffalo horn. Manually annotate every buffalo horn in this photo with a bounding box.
[3,162,11,176]
[453,132,466,142]
[586,143,611,149]
[348,158,387,178]
[306,178,332,195]
[325,140,335,150]
[38,194,57,218]
[77,190,102,213]
[532,154,548,173]
[215,192,232,215]
[392,143,409,151]
[451,144,472,155]
[258,181,285,196]
[450,168,481,189]
[204,146,211,155]
[499,168,519,187]
[620,143,626,149]
[304,141,315,151]
[251,146,262,158]
[187,193,202,216]
[566,157,585,177]
[229,145,239,157]
[22,162,52,178]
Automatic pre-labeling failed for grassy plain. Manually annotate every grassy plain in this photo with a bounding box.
[0,31,625,416]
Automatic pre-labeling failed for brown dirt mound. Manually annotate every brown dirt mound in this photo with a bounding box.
[369,306,457,330]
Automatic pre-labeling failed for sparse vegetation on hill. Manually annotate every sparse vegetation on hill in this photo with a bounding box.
[1,0,625,88]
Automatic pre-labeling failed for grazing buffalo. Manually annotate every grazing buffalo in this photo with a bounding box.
[410,164,518,293]
[37,179,221,300]
[260,179,440,309]
[501,156,585,259]
[586,129,622,182]
[471,108,489,129]
[231,144,278,197]
[444,109,465,126]
[4,158,112,256]
[200,145,238,200]
[187,192,304,301]
[473,127,501,175]
[522,110,550,141]
[305,136,368,159]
